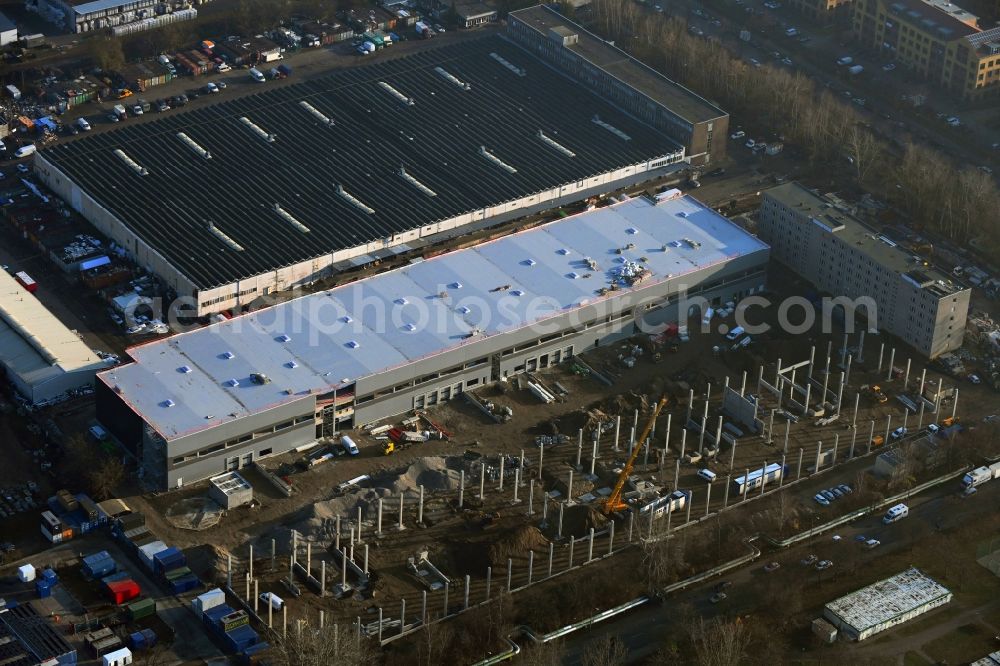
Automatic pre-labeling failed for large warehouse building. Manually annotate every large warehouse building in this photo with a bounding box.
[507,6,729,165]
[35,33,693,317]
[824,568,952,641]
[758,183,970,358]
[97,192,769,489]
[0,269,107,405]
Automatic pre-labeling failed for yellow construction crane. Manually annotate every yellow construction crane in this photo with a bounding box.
[603,397,669,515]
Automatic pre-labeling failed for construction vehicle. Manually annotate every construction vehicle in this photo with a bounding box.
[940,416,958,427]
[870,385,888,404]
[870,434,885,448]
[382,441,395,456]
[603,397,669,515]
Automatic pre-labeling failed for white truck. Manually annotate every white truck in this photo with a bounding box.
[961,461,1000,488]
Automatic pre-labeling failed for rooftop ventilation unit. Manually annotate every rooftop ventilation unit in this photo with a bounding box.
[299,100,334,125]
[399,166,437,197]
[162,399,175,407]
[274,204,310,233]
[479,146,517,174]
[222,351,235,359]
[336,184,375,214]
[228,378,240,387]
[435,66,471,90]
[207,223,245,251]
[341,315,353,323]
[451,282,462,289]
[523,259,536,266]
[276,334,291,343]
[627,227,638,234]
[239,116,276,143]
[287,360,298,368]
[176,132,211,159]
[489,52,526,76]
[457,305,471,314]
[511,289,524,296]
[395,297,408,305]
[558,248,571,255]
[113,149,148,176]
[403,323,416,331]
[537,130,576,158]
[179,365,192,373]
[346,340,360,349]
[592,115,632,141]
[378,81,415,106]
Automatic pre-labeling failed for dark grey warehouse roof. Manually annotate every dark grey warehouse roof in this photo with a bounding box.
[42,35,681,290]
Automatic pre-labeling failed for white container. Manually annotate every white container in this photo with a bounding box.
[193,588,226,614]
[17,564,35,582]
[103,646,133,666]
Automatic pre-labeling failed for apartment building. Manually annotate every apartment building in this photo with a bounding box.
[759,183,970,358]
[853,0,1000,99]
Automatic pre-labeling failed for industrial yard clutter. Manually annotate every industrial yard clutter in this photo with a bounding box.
[35,30,697,317]
[96,193,769,489]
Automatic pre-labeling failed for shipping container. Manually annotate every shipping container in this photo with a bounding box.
[92,635,124,657]
[225,624,258,653]
[127,598,156,620]
[241,641,270,665]
[219,610,249,632]
[153,547,185,573]
[84,556,117,579]
[41,568,58,583]
[102,571,129,586]
[203,604,235,627]
[107,580,141,605]
[192,588,226,615]
[164,566,192,581]
[169,574,201,595]
[129,627,157,651]
[35,579,52,598]
[102,645,132,666]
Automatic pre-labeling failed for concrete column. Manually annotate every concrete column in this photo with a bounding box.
[723,476,731,508]
[363,544,369,575]
[499,456,505,492]
[666,503,673,533]
[341,548,347,589]
[568,537,575,569]
[679,429,687,461]
[528,551,535,584]
[822,358,831,402]
[548,542,554,577]
[840,333,848,367]
[918,401,926,430]
[506,559,512,591]
[444,581,450,615]
[557,502,564,539]
[538,445,544,483]
[742,468,750,502]
[335,517,341,552]
[952,388,959,420]
[904,358,912,389]
[902,409,909,433]
[628,512,634,542]
[832,434,839,466]
[464,575,470,610]
[566,470,574,504]
[271,539,276,572]
[349,526,355,549]
[849,428,857,460]
[633,409,639,434]
[377,499,383,535]
[628,427,636,455]
[705,482,712,517]
[715,416,723,451]
[576,429,583,469]
[268,592,273,627]
[321,561,327,596]
[741,369,747,396]
[357,507,363,543]
[868,420,876,454]
[767,409,775,445]
[857,330,866,363]
[845,354,853,388]
[292,531,297,564]
[887,348,896,382]
[885,415,892,444]
[853,392,860,428]
[485,567,492,600]
[919,369,927,397]
[797,448,804,479]
[876,342,884,372]
[590,436,598,477]
[378,607,383,642]
[400,599,406,635]
[398,493,404,530]
[836,372,846,414]
[458,470,465,509]
[784,420,790,455]
[520,449,525,486]
[643,441,650,468]
[729,440,737,472]
[227,554,232,589]
[479,462,486,501]
[803,383,812,415]
[789,367,797,401]
[814,441,823,473]
[418,485,424,525]
[664,413,672,457]
[686,495,693,522]
[422,590,427,624]
[513,468,520,503]
[253,578,258,611]
[608,521,615,555]
[249,545,254,581]
[614,415,621,451]
[808,345,815,380]
[527,480,535,516]
[687,389,694,423]
[779,454,787,487]
[542,494,549,522]
[760,460,768,497]
[674,459,681,490]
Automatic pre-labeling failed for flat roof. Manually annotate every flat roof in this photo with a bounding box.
[764,183,965,297]
[210,471,252,496]
[0,269,105,384]
[888,0,979,38]
[0,604,75,663]
[825,568,951,634]
[42,35,680,291]
[508,5,726,124]
[99,194,767,441]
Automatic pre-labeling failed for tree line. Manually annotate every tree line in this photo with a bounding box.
[588,0,1000,253]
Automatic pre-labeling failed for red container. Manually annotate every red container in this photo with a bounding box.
[107,580,141,605]
[15,271,37,293]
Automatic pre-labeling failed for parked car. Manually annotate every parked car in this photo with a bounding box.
[801,554,817,566]
[864,539,880,549]
[206,82,219,94]
[709,592,727,604]
[821,489,836,501]
[813,493,830,506]
[815,560,833,571]
[730,130,745,140]
[837,484,852,494]
[763,561,781,573]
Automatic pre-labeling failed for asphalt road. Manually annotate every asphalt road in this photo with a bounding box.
[557,469,990,664]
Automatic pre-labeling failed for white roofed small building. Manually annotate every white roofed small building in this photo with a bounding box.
[0,268,105,405]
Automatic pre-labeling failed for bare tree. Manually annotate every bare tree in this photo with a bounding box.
[843,125,883,184]
[688,617,751,666]
[520,639,566,666]
[271,622,375,666]
[581,634,628,666]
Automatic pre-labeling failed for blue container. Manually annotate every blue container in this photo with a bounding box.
[101,571,129,587]
[83,550,111,566]
[169,574,201,595]
[85,558,117,579]
[42,568,58,582]
[35,580,52,598]
[203,604,235,629]
[242,641,269,663]
[225,625,258,653]
[140,628,157,649]
[153,547,186,573]
[129,631,146,651]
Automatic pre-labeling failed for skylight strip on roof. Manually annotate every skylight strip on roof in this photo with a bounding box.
[299,100,334,125]
[537,130,576,158]
[435,67,471,90]
[113,149,148,176]
[591,115,632,141]
[176,132,212,159]
[378,81,414,106]
[207,223,245,251]
[274,204,310,233]
[336,185,376,214]
[399,166,437,197]
[489,52,526,76]
[239,116,276,143]
[479,146,517,174]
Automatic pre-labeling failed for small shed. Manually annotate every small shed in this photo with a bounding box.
[811,617,838,644]
[209,472,253,509]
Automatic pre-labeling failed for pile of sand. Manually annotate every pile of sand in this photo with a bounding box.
[391,456,464,494]
[559,505,609,538]
[489,525,550,564]
[164,497,224,531]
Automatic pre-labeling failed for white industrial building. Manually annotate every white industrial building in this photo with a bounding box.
[0,269,106,405]
[26,0,206,34]
[824,568,952,641]
[0,12,18,46]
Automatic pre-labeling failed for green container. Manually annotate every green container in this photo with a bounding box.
[164,566,192,581]
[128,597,156,620]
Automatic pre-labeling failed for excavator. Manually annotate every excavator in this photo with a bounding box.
[602,396,669,515]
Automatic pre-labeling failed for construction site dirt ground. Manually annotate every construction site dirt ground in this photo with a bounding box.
[108,262,1000,645]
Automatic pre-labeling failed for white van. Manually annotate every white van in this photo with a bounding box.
[14,144,36,158]
[882,503,908,524]
[341,435,359,456]
[725,326,745,341]
[259,591,284,611]
[701,307,715,327]
[697,468,717,483]
[76,117,92,131]
[250,67,266,83]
